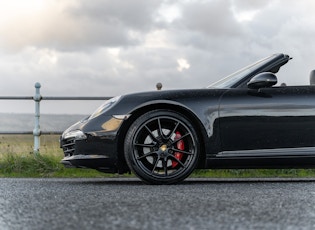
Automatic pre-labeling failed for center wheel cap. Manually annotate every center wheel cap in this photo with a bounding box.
[160,144,167,152]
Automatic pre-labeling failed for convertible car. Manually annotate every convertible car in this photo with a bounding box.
[60,53,315,184]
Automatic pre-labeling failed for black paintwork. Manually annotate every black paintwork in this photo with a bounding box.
[60,53,315,173]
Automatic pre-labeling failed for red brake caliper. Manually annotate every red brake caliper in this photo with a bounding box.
[172,131,184,168]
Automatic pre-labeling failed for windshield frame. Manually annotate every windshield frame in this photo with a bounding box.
[207,54,284,89]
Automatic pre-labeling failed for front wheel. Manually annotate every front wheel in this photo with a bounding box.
[124,110,200,184]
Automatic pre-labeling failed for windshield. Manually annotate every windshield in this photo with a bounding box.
[207,54,278,89]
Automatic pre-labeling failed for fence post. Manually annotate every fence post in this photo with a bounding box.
[33,82,42,154]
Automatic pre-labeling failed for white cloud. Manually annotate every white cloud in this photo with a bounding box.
[144,30,171,49]
[38,49,58,66]
[156,3,181,23]
[177,58,190,72]
[233,9,259,22]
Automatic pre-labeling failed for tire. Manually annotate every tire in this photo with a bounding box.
[124,109,200,185]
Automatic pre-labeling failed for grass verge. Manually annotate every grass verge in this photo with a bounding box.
[0,134,113,178]
[1,135,315,178]
[1,152,315,178]
[0,153,114,178]
[191,168,315,178]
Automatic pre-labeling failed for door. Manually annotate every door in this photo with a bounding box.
[219,86,315,153]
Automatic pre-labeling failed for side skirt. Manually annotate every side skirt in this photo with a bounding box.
[217,147,315,158]
[205,147,315,169]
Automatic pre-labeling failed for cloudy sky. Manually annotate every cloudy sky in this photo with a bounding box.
[0,0,315,114]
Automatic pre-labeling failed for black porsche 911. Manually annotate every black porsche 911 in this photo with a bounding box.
[60,53,315,184]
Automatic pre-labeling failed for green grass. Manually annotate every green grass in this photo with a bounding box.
[1,135,315,178]
[0,135,111,178]
[191,169,315,178]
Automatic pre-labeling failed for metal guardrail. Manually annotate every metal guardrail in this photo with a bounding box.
[0,131,63,135]
[0,82,112,153]
[0,96,112,100]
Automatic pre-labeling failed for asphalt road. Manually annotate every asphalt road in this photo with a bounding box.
[1,178,315,230]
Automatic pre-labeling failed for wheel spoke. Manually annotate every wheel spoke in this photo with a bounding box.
[134,143,155,148]
[144,125,158,142]
[166,121,179,139]
[169,155,186,168]
[169,148,194,156]
[163,158,168,176]
[157,118,165,139]
[171,133,190,145]
[151,156,161,174]
[136,151,157,160]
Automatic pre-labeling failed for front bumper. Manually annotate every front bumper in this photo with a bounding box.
[60,114,130,173]
[60,130,119,173]
[61,154,117,173]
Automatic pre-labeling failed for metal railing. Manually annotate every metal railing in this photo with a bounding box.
[0,82,112,153]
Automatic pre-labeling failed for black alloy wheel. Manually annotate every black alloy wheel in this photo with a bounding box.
[124,109,200,184]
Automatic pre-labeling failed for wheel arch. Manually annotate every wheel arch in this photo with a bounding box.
[116,101,208,173]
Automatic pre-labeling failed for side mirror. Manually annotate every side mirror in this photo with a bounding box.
[247,72,278,89]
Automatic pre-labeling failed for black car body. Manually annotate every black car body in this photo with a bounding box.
[60,53,315,184]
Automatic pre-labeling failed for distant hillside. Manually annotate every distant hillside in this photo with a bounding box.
[0,113,88,133]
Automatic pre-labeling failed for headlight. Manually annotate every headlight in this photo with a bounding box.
[63,130,87,140]
[89,95,122,119]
